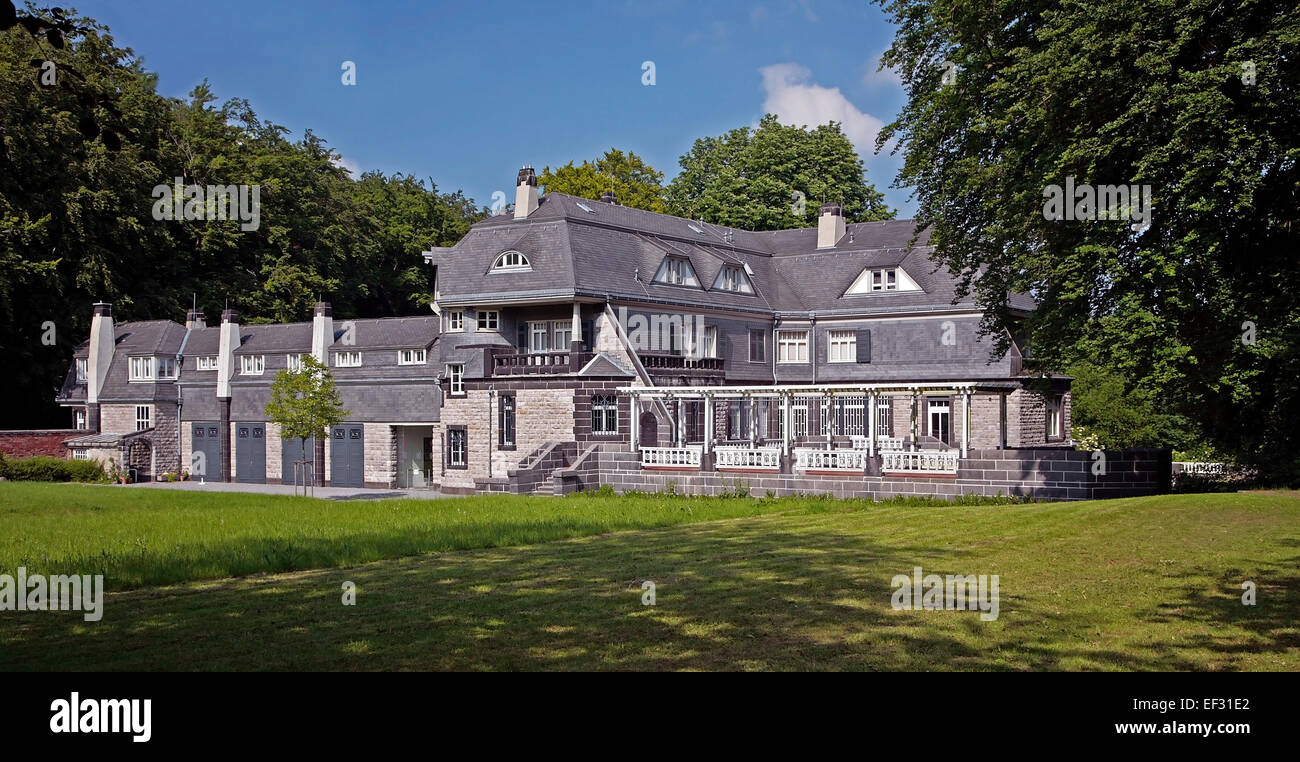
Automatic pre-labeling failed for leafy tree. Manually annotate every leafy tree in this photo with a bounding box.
[264,354,347,492]
[876,0,1300,479]
[538,148,667,212]
[666,114,893,230]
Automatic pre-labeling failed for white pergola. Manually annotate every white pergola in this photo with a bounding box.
[619,381,1013,460]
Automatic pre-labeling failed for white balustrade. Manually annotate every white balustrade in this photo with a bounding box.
[794,447,870,472]
[641,446,703,469]
[881,450,960,474]
[715,447,782,470]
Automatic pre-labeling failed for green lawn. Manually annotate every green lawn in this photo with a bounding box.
[0,484,1297,671]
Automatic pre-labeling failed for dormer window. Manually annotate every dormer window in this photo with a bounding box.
[129,356,154,380]
[240,355,265,375]
[845,266,922,295]
[713,264,754,294]
[196,356,218,371]
[398,348,426,365]
[654,257,699,287]
[491,250,531,272]
[75,358,87,383]
[334,351,362,368]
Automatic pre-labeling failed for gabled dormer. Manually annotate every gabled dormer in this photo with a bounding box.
[711,263,754,294]
[652,255,700,287]
[844,265,922,295]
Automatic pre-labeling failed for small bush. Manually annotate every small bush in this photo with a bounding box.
[1,455,108,483]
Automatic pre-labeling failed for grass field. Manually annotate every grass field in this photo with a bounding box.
[0,483,1297,671]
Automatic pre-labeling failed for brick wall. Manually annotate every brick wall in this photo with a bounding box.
[0,430,80,458]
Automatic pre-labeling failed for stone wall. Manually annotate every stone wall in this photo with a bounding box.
[363,423,398,488]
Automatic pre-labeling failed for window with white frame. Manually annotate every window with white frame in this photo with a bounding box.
[286,354,306,372]
[777,331,809,363]
[529,322,550,353]
[876,398,893,437]
[135,405,152,431]
[72,448,89,460]
[447,311,464,332]
[591,394,618,434]
[827,330,857,363]
[491,250,531,271]
[447,363,464,395]
[552,321,572,350]
[334,351,361,368]
[129,356,154,380]
[845,266,922,295]
[700,325,718,358]
[196,356,218,371]
[872,268,898,291]
[477,310,500,331]
[653,257,700,287]
[74,409,87,430]
[712,264,754,294]
[1047,394,1065,439]
[398,348,426,365]
[447,427,467,467]
[240,355,265,375]
[75,358,87,383]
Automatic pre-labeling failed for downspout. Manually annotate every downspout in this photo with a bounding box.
[809,311,817,385]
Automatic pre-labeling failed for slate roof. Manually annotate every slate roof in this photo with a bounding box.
[428,193,1035,316]
[57,320,187,404]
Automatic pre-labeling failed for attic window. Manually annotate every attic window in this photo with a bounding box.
[687,223,704,234]
[845,266,922,295]
[713,264,754,294]
[492,250,531,272]
[653,257,700,287]
[575,201,596,213]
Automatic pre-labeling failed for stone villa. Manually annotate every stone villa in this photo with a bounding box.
[53,168,1168,500]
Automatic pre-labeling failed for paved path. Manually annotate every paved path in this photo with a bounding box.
[124,480,450,501]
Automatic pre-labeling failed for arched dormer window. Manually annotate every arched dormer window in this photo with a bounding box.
[492,250,531,272]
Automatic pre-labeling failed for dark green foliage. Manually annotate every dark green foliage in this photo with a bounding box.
[0,454,108,482]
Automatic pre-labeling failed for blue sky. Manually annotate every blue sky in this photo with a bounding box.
[75,0,915,216]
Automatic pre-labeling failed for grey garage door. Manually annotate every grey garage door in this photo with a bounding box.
[190,422,222,480]
[330,424,364,488]
[235,422,266,483]
[281,436,316,486]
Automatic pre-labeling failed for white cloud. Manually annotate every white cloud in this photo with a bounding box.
[332,155,362,176]
[759,63,886,153]
[862,51,903,89]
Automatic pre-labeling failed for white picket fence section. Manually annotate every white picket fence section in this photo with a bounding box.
[881,450,960,474]
[794,447,871,472]
[641,446,703,468]
[715,446,782,470]
[849,435,905,451]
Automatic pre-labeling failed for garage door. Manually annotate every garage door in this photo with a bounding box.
[281,436,316,486]
[330,424,364,488]
[235,422,266,483]
[190,422,222,480]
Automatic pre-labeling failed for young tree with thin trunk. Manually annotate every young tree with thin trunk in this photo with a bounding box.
[264,355,348,495]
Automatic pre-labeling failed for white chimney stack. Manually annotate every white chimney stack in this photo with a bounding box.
[514,166,539,220]
[311,301,334,365]
[216,308,240,399]
[817,202,846,249]
[86,302,114,404]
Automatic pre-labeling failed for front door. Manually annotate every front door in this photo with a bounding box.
[235,423,266,483]
[330,424,365,487]
[190,422,222,481]
[928,399,951,446]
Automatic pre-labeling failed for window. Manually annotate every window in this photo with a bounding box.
[827,330,857,363]
[528,321,572,353]
[75,358,87,383]
[286,354,305,372]
[728,400,751,441]
[873,268,897,291]
[591,394,618,434]
[700,325,717,358]
[928,398,951,444]
[846,266,921,295]
[876,398,893,437]
[135,405,152,431]
[334,351,362,368]
[240,355,265,375]
[1047,394,1065,439]
[529,322,550,353]
[477,311,500,331]
[398,349,426,365]
[653,257,700,287]
[196,356,218,371]
[447,427,467,468]
[447,363,464,395]
[713,265,754,294]
[491,250,531,271]
[74,409,87,430]
[156,357,177,379]
[129,356,154,380]
[447,311,464,332]
[777,331,809,364]
[72,449,89,460]
[552,321,572,350]
[748,329,766,363]
[498,393,516,449]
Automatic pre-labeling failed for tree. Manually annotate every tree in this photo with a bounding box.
[264,355,348,493]
[538,148,667,212]
[666,114,893,230]
[876,0,1300,479]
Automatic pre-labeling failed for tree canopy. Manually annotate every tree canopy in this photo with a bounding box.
[666,114,894,230]
[538,148,668,212]
[877,0,1300,477]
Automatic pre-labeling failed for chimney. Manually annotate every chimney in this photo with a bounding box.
[186,309,206,331]
[216,308,240,399]
[311,301,334,364]
[599,190,619,205]
[86,302,114,405]
[817,202,845,249]
[514,166,539,220]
